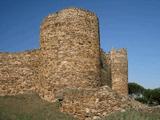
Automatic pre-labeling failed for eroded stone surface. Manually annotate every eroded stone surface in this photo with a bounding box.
[0,50,40,96]
[59,86,148,120]
[39,8,101,101]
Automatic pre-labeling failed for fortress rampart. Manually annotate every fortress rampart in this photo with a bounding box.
[110,48,128,95]
[100,48,128,96]
[39,8,101,100]
[0,8,128,105]
[0,50,40,96]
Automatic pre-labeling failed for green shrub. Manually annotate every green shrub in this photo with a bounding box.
[128,82,145,95]
[128,83,160,106]
[135,97,148,104]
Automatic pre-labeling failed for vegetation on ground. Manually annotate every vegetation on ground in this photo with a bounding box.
[0,92,159,120]
[103,109,160,120]
[128,82,160,106]
[0,93,75,120]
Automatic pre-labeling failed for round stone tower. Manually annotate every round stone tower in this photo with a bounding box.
[110,48,128,96]
[39,8,101,100]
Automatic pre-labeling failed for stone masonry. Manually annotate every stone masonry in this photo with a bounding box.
[0,49,40,96]
[110,48,128,96]
[100,48,128,96]
[39,8,101,101]
[0,8,131,119]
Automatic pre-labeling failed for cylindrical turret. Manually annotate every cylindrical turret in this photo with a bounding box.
[39,8,101,100]
[110,48,128,96]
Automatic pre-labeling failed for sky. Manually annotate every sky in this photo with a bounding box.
[0,0,160,89]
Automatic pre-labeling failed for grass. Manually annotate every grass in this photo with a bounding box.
[0,93,75,120]
[103,109,160,120]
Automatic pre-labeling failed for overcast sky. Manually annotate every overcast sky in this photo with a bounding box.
[0,0,160,88]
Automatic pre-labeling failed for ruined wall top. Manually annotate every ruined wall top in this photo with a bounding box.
[110,48,127,63]
[110,48,127,55]
[41,8,98,26]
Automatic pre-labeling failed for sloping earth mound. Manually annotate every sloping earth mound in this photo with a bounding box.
[103,109,160,120]
[0,92,75,120]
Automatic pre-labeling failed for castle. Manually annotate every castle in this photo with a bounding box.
[0,8,130,119]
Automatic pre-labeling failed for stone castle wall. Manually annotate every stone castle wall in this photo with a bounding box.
[100,50,112,87]
[0,49,40,96]
[0,7,132,119]
[0,8,128,102]
[100,48,128,96]
[39,8,101,101]
[110,48,128,96]
[105,53,112,87]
